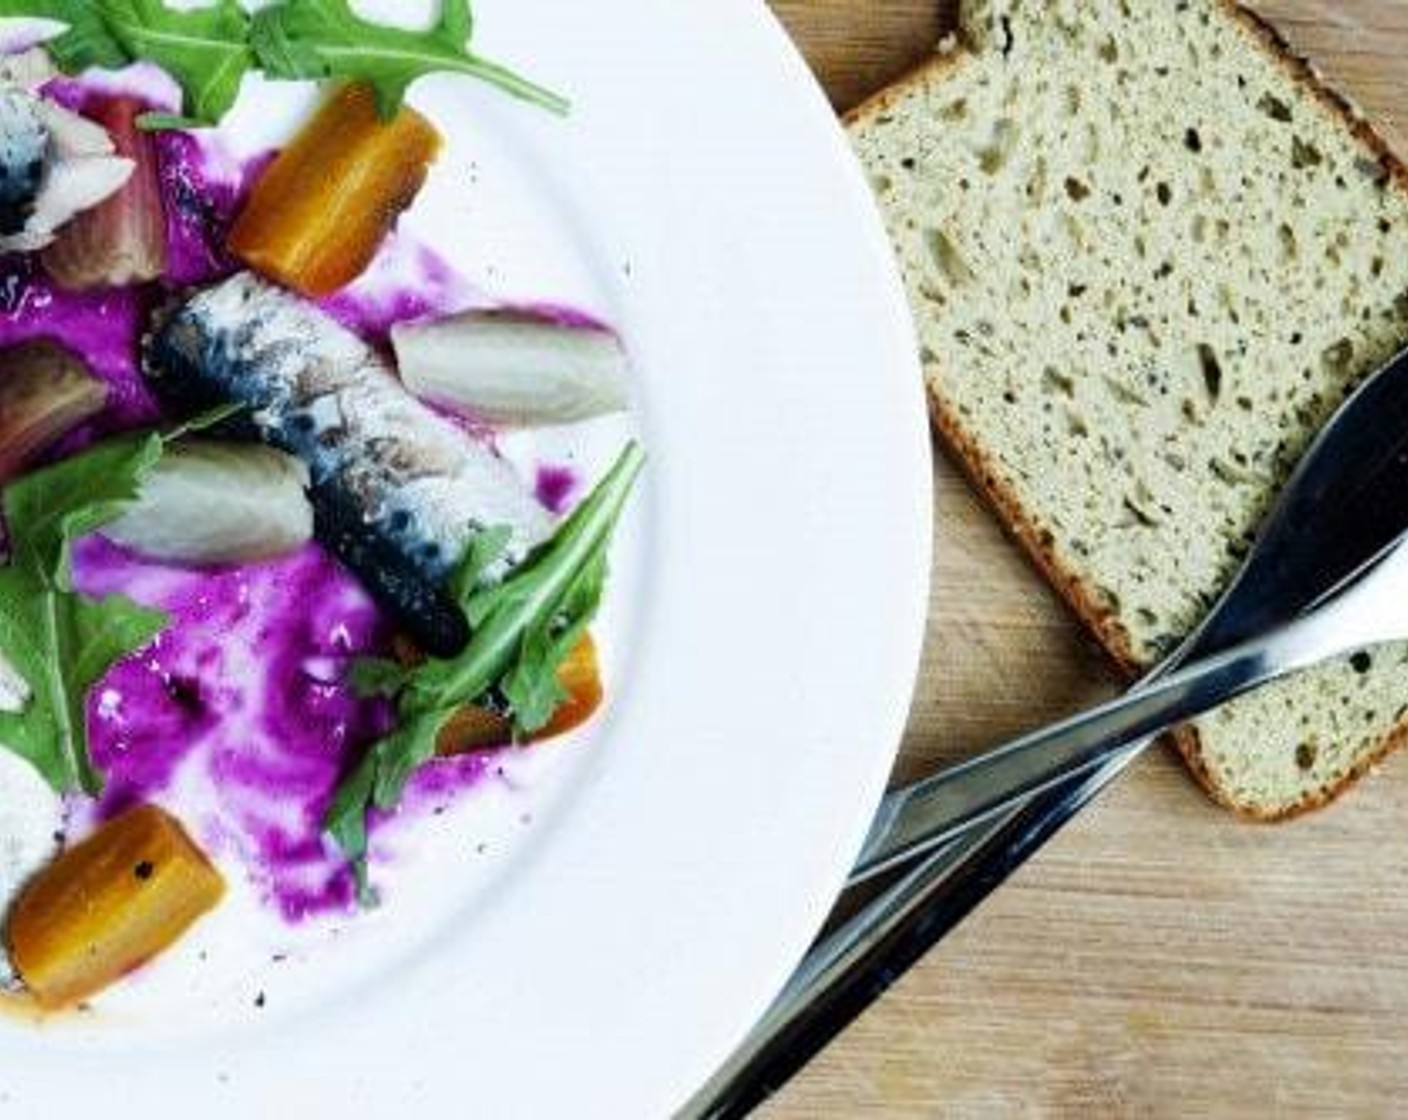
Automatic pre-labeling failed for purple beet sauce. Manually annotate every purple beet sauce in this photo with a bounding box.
[71,539,388,919]
[322,238,479,345]
[512,300,614,333]
[70,538,499,921]
[2,122,524,922]
[535,464,581,515]
[157,132,271,287]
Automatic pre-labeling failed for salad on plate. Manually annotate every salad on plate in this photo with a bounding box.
[0,0,640,1013]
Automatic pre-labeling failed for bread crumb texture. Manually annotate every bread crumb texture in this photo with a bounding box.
[850,0,1408,816]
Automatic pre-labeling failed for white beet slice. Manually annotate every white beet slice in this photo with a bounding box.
[392,312,631,427]
[104,441,313,566]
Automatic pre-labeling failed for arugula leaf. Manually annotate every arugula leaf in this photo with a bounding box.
[2,0,566,128]
[324,709,443,905]
[5,434,165,590]
[408,444,643,720]
[100,0,254,125]
[135,111,203,132]
[347,656,413,700]
[326,441,644,882]
[449,523,511,604]
[0,0,126,70]
[499,545,605,732]
[0,434,170,793]
[162,400,248,443]
[250,0,568,119]
[324,745,376,901]
[0,0,251,125]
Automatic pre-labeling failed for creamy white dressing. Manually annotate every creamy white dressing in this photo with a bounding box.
[0,749,63,988]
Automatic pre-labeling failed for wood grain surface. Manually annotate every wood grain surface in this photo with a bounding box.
[760,3,1408,1116]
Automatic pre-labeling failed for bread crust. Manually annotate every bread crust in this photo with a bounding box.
[847,2,1408,820]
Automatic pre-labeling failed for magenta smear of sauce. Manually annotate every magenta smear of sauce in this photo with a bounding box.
[322,238,479,346]
[72,539,393,920]
[1,124,515,922]
[535,464,581,515]
[511,300,615,333]
[158,133,272,287]
[70,536,496,922]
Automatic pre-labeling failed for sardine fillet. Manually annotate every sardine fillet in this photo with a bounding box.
[145,272,552,656]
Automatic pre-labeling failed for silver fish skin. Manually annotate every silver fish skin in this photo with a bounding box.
[0,50,133,253]
[145,272,554,657]
[0,85,46,237]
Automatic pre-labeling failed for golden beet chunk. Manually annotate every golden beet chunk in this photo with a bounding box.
[228,82,442,297]
[534,632,606,742]
[6,805,225,1009]
[436,633,606,756]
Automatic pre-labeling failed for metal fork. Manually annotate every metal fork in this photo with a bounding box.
[685,345,1408,1118]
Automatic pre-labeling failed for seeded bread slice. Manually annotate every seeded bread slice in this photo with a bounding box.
[847,0,1408,818]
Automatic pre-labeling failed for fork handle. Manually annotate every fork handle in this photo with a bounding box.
[848,604,1351,887]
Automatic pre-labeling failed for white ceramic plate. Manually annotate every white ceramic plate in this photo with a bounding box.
[0,2,930,1114]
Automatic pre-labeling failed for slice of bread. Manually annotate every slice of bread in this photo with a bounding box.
[848,0,1408,818]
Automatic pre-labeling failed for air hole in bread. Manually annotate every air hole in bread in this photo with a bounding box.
[1197,344,1223,402]
[1322,338,1355,372]
[1026,155,1049,202]
[1356,157,1389,187]
[924,228,976,287]
[999,16,1015,57]
[974,119,1019,173]
[1043,367,1076,397]
[1257,93,1293,122]
[1103,375,1148,408]
[1291,136,1323,170]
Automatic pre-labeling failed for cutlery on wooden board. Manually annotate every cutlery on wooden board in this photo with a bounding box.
[683,343,1408,1118]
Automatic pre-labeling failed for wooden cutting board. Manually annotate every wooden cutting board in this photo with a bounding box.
[760,3,1408,1116]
